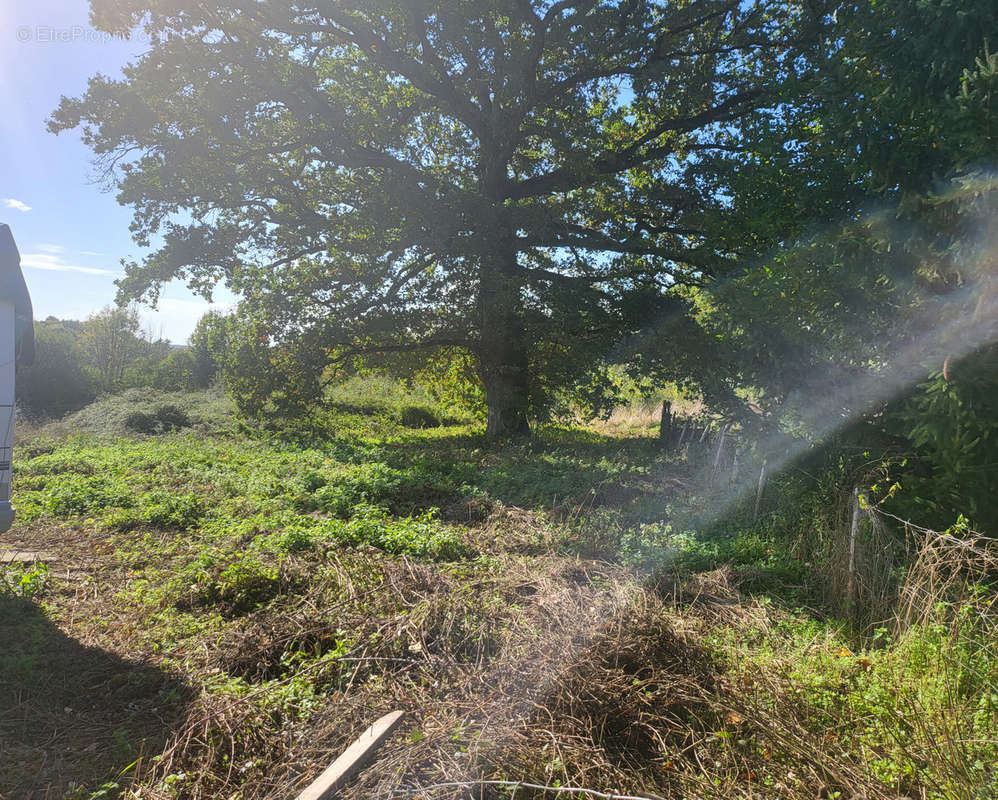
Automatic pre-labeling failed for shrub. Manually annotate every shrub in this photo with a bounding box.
[298,470,327,494]
[69,389,233,437]
[308,483,360,517]
[213,558,282,613]
[398,405,440,429]
[152,350,199,392]
[176,553,287,615]
[189,310,232,388]
[124,404,191,434]
[275,526,318,554]
[0,563,51,598]
[123,411,159,435]
[294,462,467,517]
[153,404,192,431]
[143,492,206,530]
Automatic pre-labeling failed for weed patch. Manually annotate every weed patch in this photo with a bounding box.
[107,491,207,531]
[12,387,994,800]
[172,552,304,616]
[322,505,469,560]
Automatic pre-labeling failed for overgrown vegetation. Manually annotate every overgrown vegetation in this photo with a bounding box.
[15,308,229,420]
[6,0,998,797]
[3,386,994,799]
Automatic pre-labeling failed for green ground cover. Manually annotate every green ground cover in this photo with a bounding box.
[1,388,994,800]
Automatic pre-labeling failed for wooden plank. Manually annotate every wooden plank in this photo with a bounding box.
[0,549,57,563]
[295,710,406,800]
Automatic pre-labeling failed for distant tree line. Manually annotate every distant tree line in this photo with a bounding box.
[16,307,231,419]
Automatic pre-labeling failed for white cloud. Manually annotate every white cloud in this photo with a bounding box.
[80,250,106,257]
[20,252,118,276]
[35,243,66,254]
[2,198,31,213]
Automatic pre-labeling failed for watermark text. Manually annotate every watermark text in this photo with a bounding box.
[15,25,150,45]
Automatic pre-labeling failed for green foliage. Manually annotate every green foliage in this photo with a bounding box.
[188,310,232,388]
[398,405,440,429]
[10,383,995,799]
[222,316,317,419]
[121,411,160,435]
[294,460,470,517]
[0,563,51,599]
[54,0,813,433]
[107,491,206,532]
[22,3,998,751]
[15,318,96,418]
[327,374,436,414]
[151,350,199,392]
[176,552,284,615]
[79,305,166,394]
[11,382,671,552]
[150,403,191,431]
[410,349,486,418]
[124,403,192,435]
[42,474,135,517]
[66,388,234,437]
[710,604,998,800]
[899,347,998,533]
[677,0,998,534]
[323,504,468,560]
[14,312,221,419]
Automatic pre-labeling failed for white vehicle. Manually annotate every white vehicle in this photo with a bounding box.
[0,224,34,533]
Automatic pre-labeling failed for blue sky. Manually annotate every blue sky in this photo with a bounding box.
[0,0,233,343]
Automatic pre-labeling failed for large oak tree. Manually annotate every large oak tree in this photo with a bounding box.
[53,0,811,434]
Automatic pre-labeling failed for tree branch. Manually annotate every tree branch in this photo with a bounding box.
[284,10,487,137]
[326,336,475,365]
[504,89,761,200]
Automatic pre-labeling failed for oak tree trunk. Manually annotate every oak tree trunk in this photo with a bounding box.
[477,145,531,438]
[478,240,530,438]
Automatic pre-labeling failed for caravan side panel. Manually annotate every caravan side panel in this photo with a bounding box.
[0,300,14,529]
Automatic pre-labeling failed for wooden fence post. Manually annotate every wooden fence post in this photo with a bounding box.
[754,459,767,521]
[847,488,861,608]
[711,425,728,484]
[676,420,689,448]
[659,401,672,451]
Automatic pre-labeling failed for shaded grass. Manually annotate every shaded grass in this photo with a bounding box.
[0,595,190,799]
